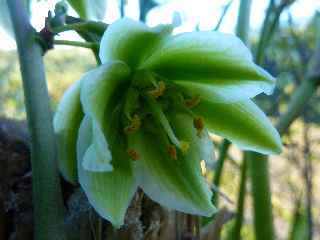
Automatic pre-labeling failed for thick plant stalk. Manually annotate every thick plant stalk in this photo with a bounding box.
[7,0,66,239]
[247,154,274,240]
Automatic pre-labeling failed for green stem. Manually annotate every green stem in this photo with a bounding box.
[255,1,295,65]
[212,139,231,206]
[248,154,274,240]
[214,0,234,31]
[255,0,275,64]
[230,157,248,240]
[235,0,252,45]
[276,79,318,135]
[7,0,66,239]
[53,39,99,49]
[51,20,107,35]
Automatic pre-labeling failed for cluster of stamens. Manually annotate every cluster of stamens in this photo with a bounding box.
[123,72,205,162]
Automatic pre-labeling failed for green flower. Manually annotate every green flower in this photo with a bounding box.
[54,18,282,227]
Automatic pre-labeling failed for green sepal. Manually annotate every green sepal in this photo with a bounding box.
[54,79,83,184]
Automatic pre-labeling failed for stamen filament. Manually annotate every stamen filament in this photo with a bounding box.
[145,95,181,148]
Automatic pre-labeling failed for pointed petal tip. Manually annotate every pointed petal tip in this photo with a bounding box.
[268,136,283,156]
[256,65,277,95]
[81,186,125,227]
[261,127,283,155]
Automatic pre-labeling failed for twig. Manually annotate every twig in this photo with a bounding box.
[214,0,234,31]
[53,39,99,49]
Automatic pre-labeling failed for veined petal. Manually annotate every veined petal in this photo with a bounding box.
[141,31,275,102]
[193,99,282,155]
[77,116,137,227]
[128,113,216,216]
[80,61,131,172]
[99,18,172,68]
[53,79,83,184]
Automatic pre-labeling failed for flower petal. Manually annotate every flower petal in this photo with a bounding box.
[193,99,282,155]
[80,61,131,171]
[53,79,83,184]
[141,31,275,102]
[128,113,216,216]
[99,18,172,68]
[77,116,137,227]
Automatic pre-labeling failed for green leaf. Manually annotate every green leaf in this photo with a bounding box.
[128,112,216,216]
[77,116,137,227]
[67,0,107,20]
[54,79,83,184]
[80,61,130,172]
[99,18,172,68]
[141,31,275,102]
[193,99,282,155]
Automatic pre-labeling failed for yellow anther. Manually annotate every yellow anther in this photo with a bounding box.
[127,149,140,161]
[193,117,204,136]
[124,114,141,134]
[185,96,200,108]
[180,141,190,155]
[167,144,177,160]
[148,81,166,98]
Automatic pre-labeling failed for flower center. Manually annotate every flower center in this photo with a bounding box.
[121,70,204,160]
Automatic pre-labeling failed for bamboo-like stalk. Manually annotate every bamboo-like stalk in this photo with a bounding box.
[7,0,66,239]
[247,154,274,240]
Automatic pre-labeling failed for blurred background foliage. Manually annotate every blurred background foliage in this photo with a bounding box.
[1,0,320,239]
